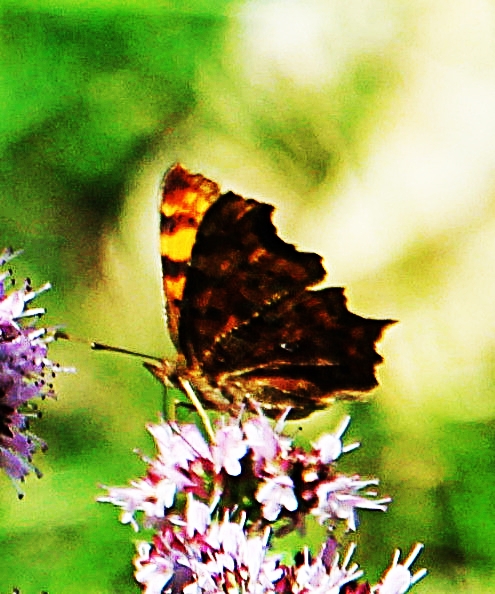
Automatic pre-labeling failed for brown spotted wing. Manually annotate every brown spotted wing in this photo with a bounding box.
[156,164,392,418]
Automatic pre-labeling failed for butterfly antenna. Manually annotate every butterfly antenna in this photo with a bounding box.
[90,341,164,362]
[177,378,216,444]
[56,332,163,363]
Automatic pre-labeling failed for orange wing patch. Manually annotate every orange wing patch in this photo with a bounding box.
[160,165,220,347]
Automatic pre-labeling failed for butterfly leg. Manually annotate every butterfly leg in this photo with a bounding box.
[177,377,216,443]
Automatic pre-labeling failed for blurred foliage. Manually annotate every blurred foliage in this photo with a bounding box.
[0,2,228,290]
[2,1,495,592]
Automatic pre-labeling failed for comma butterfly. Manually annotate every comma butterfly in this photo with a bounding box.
[150,164,392,419]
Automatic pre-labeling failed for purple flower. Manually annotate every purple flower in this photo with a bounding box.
[0,248,67,495]
[101,413,391,533]
[133,525,426,594]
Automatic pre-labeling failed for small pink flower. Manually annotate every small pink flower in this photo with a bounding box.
[186,493,211,537]
[243,414,280,464]
[212,423,247,476]
[134,541,175,594]
[244,409,292,472]
[256,474,298,521]
[294,541,364,593]
[148,422,211,471]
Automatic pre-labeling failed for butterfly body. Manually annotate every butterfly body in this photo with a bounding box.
[156,164,392,418]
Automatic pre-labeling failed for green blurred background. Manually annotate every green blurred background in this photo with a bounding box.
[2,1,495,592]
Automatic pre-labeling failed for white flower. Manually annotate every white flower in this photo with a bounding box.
[312,476,390,530]
[256,475,298,521]
[312,416,359,464]
[134,542,174,594]
[374,543,427,594]
[148,422,211,470]
[294,542,364,594]
[212,424,247,476]
[186,493,211,537]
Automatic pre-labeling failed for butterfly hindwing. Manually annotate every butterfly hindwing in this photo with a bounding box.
[208,287,391,417]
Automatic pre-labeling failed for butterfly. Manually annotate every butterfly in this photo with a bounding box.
[149,164,392,419]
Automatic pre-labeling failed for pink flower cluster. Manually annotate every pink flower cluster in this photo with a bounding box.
[99,408,426,593]
[100,412,388,532]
